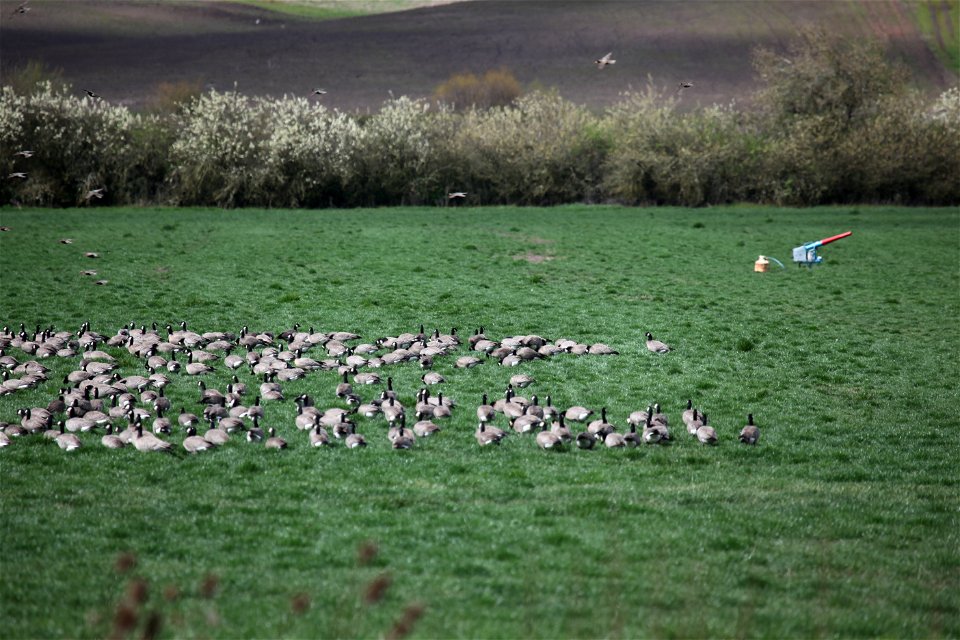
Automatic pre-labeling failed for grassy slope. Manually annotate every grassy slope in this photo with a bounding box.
[911,0,960,76]
[0,205,958,638]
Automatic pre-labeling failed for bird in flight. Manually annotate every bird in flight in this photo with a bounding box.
[85,188,105,201]
[10,1,29,17]
[313,88,327,96]
[595,52,616,69]
[83,89,102,100]
[676,81,694,93]
[14,150,34,158]
[7,172,27,180]
[448,192,467,200]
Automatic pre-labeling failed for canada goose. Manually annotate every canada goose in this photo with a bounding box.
[218,416,244,433]
[14,149,33,158]
[589,343,619,355]
[587,407,615,439]
[512,414,543,434]
[83,89,102,100]
[313,88,327,95]
[550,415,572,443]
[525,395,544,419]
[542,395,558,421]
[152,407,172,434]
[642,414,666,444]
[244,396,264,419]
[247,416,264,442]
[595,52,616,69]
[475,423,500,446]
[448,192,467,199]
[391,424,415,449]
[7,172,27,180]
[477,394,495,423]
[101,424,125,449]
[686,409,704,435]
[335,371,353,398]
[456,356,483,368]
[604,431,626,448]
[295,403,319,430]
[509,374,534,388]
[696,414,718,445]
[575,429,596,450]
[682,399,697,426]
[183,427,214,453]
[676,81,694,93]
[185,352,212,376]
[536,422,563,449]
[650,403,668,426]
[645,332,671,354]
[310,424,332,447]
[345,424,367,448]
[203,420,229,446]
[565,405,594,423]
[413,419,440,438]
[178,407,199,429]
[56,422,82,451]
[421,372,444,385]
[132,424,174,454]
[0,431,11,447]
[623,421,642,447]
[265,427,287,449]
[382,397,404,425]
[739,414,760,445]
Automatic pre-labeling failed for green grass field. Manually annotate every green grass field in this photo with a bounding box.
[0,205,958,638]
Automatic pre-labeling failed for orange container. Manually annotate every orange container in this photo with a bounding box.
[754,255,769,272]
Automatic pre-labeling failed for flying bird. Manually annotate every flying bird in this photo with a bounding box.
[448,192,467,200]
[7,172,27,180]
[312,88,327,96]
[94,280,109,286]
[14,150,34,158]
[595,52,616,69]
[84,252,100,258]
[84,188,105,201]
[83,89,102,100]
[80,270,98,276]
[676,81,694,93]
[59,239,74,244]
[0,227,11,232]
[10,1,29,17]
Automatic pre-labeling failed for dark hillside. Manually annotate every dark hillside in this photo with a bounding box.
[0,0,955,110]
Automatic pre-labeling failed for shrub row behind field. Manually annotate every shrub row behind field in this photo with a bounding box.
[1,32,958,208]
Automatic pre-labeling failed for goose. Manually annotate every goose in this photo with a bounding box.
[82,90,102,100]
[564,405,594,423]
[197,381,224,406]
[345,424,367,448]
[391,424,415,449]
[550,415,572,443]
[686,409,704,435]
[623,421,642,447]
[203,420,229,446]
[265,427,287,449]
[43,420,63,439]
[475,423,500,446]
[682,399,697,426]
[536,422,563,449]
[295,403,319,430]
[64,407,95,433]
[421,372,444,385]
[595,52,616,69]
[14,150,33,158]
[542,395,558,421]
[575,429,596,450]
[524,396,544,419]
[247,416,264,442]
[477,394,495,424]
[357,401,381,419]
[456,355,483,368]
[183,427,214,453]
[587,407,615,439]
[132,424,174,454]
[676,81,694,93]
[509,374,534,388]
[218,416,245,433]
[604,431,626,448]
[448,191,467,199]
[7,172,27,180]
[55,422,82,451]
[627,405,650,427]
[245,396,264,420]
[381,397,404,425]
[152,408,172,434]
[331,416,355,439]
[413,419,440,438]
[335,371,353,398]
[696,414,718,445]
[739,414,760,445]
[0,431,11,447]
[645,332,671,354]
[185,351,213,375]
[642,414,665,444]
[309,424,332,447]
[101,424,125,449]
[178,407,199,429]
[588,343,619,355]
[651,403,668,426]
[512,414,544,434]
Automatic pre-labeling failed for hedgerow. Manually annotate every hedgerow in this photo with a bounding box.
[1,33,957,208]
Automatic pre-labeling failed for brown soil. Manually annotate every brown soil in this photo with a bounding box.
[0,0,954,111]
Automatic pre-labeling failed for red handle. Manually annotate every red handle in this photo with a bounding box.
[819,231,852,246]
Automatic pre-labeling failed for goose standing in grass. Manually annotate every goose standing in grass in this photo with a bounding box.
[642,414,666,444]
[178,407,199,430]
[739,414,760,445]
[587,407,615,439]
[645,332,671,353]
[696,414,718,445]
[551,414,572,443]
[101,424,125,449]
[391,423,415,450]
[623,422,642,447]
[686,409,704,435]
[265,427,287,449]
[309,424,331,447]
[682,399,697,426]
[203,420,229,446]
[564,405,594,423]
[185,352,213,376]
[477,394,495,424]
[575,429,596,450]
[132,424,174,454]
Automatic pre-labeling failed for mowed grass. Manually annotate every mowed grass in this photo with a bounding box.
[0,205,957,639]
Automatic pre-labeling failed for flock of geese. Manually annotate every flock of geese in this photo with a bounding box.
[0,321,759,454]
